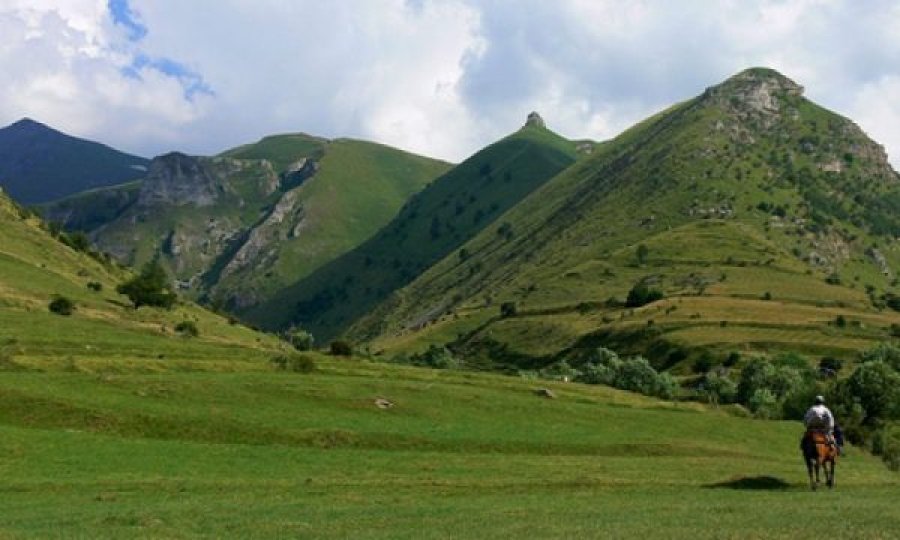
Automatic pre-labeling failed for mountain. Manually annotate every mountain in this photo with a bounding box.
[245,115,594,337]
[0,186,282,369]
[0,118,148,204]
[354,68,900,370]
[42,133,451,313]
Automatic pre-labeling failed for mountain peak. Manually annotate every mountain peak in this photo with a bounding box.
[705,67,804,114]
[525,111,546,128]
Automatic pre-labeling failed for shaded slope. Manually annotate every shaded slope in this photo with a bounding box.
[245,118,591,337]
[358,68,900,368]
[0,118,148,204]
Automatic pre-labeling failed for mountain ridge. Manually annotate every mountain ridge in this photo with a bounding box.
[0,118,149,204]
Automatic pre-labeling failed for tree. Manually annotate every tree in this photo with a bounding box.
[330,340,353,356]
[636,244,649,265]
[48,295,75,316]
[625,281,663,308]
[500,301,518,318]
[285,328,315,351]
[116,260,176,309]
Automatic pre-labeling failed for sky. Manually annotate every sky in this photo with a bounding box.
[2,0,900,167]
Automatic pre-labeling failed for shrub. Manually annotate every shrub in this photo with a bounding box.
[724,351,741,367]
[117,260,176,309]
[692,351,715,374]
[86,281,103,292]
[625,282,664,308]
[835,314,847,328]
[60,231,92,252]
[48,295,75,316]
[174,320,199,337]
[819,356,843,375]
[860,342,900,371]
[330,340,353,356]
[700,372,738,405]
[835,361,900,424]
[270,354,316,373]
[872,424,900,471]
[636,244,649,264]
[540,360,580,382]
[748,388,779,419]
[409,345,462,369]
[285,328,314,351]
[500,301,518,318]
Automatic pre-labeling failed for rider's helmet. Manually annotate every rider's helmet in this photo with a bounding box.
[814,395,826,405]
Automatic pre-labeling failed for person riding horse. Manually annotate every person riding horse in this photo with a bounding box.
[803,395,836,447]
[801,395,840,490]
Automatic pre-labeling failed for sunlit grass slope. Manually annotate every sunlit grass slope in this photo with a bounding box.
[249,122,590,336]
[0,358,896,538]
[0,190,285,370]
[360,68,900,370]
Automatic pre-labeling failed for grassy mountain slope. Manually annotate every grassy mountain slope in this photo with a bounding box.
[0,118,148,204]
[0,188,284,371]
[43,134,451,314]
[358,68,900,370]
[246,119,591,336]
[1,180,896,538]
[0,357,896,537]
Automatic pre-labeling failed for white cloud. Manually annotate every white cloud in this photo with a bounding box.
[1,0,899,168]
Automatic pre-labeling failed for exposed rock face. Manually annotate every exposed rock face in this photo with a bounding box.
[137,152,224,207]
[526,111,546,128]
[220,187,306,280]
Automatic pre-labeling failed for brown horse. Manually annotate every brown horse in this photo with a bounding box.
[801,431,837,490]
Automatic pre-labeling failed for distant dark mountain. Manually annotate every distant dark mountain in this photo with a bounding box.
[0,118,149,204]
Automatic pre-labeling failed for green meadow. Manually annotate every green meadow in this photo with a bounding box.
[0,359,897,538]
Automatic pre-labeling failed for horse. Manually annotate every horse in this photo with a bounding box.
[801,430,837,491]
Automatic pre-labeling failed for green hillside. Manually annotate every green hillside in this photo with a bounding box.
[358,68,900,371]
[1,353,897,537]
[0,118,148,204]
[248,116,591,337]
[0,187,284,371]
[1,184,898,538]
[42,134,451,315]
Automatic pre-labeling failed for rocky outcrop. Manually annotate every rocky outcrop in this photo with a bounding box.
[137,152,225,207]
[220,187,307,280]
[525,111,546,128]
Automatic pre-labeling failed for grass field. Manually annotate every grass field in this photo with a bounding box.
[0,358,897,538]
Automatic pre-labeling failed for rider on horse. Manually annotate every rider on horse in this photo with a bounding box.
[803,395,837,451]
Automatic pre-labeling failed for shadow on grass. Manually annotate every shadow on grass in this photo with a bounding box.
[705,475,792,490]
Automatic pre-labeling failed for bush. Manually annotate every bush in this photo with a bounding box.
[285,328,314,351]
[700,372,737,405]
[270,354,316,373]
[819,356,843,375]
[500,301,518,318]
[330,340,353,356]
[872,424,900,471]
[540,360,580,382]
[409,345,462,369]
[625,281,664,308]
[117,260,176,309]
[174,320,199,337]
[860,342,900,371]
[834,361,900,424]
[86,281,103,292]
[692,352,715,374]
[575,348,676,399]
[748,388,779,419]
[48,295,75,316]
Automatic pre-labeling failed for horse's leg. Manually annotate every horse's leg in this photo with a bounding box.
[827,460,835,489]
[814,461,821,490]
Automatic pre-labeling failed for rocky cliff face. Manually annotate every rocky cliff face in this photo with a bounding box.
[137,153,226,207]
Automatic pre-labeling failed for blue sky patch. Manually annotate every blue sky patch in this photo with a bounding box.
[108,0,147,41]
